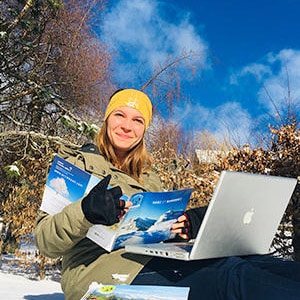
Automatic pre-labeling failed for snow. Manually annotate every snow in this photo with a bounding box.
[0,254,64,300]
[0,271,64,299]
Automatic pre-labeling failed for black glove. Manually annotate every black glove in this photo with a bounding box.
[183,206,208,239]
[81,175,124,225]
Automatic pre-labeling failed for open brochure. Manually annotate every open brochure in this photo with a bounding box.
[40,155,193,252]
[81,282,190,300]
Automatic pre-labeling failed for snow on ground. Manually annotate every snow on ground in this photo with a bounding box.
[0,254,64,300]
[0,271,64,300]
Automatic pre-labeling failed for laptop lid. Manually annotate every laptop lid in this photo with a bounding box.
[189,171,297,259]
[125,171,297,260]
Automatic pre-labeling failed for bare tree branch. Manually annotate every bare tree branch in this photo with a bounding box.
[7,0,34,32]
[141,53,192,91]
[0,130,79,148]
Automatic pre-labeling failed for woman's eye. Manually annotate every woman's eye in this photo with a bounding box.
[135,119,144,124]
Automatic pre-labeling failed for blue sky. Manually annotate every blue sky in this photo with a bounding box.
[99,0,300,146]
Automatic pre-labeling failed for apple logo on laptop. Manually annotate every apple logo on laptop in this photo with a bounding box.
[243,208,254,224]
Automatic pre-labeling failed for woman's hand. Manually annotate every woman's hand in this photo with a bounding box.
[171,206,208,240]
[124,201,132,211]
[120,200,132,219]
[171,214,191,240]
[81,175,124,225]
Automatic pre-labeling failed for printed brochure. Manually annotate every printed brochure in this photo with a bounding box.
[81,282,190,300]
[40,155,193,252]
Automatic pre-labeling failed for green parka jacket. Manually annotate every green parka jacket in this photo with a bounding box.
[35,144,163,300]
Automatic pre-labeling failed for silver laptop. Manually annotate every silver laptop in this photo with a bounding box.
[125,171,297,260]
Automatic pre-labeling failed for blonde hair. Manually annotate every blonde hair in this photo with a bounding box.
[95,122,152,183]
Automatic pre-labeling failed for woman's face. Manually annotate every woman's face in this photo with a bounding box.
[107,106,146,158]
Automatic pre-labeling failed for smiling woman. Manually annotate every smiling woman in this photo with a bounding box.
[103,89,150,163]
[34,88,164,299]
[96,89,153,180]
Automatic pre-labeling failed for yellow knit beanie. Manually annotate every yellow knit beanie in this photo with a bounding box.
[104,89,152,129]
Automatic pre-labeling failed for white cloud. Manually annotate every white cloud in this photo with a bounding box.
[50,177,69,197]
[172,101,253,146]
[213,102,253,144]
[229,63,272,84]
[229,48,300,120]
[258,49,300,114]
[101,0,209,82]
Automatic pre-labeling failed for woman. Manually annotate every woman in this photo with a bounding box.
[35,88,300,300]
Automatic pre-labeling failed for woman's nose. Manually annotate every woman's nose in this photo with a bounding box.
[120,119,132,131]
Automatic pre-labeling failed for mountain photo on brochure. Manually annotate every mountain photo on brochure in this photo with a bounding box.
[112,188,193,250]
